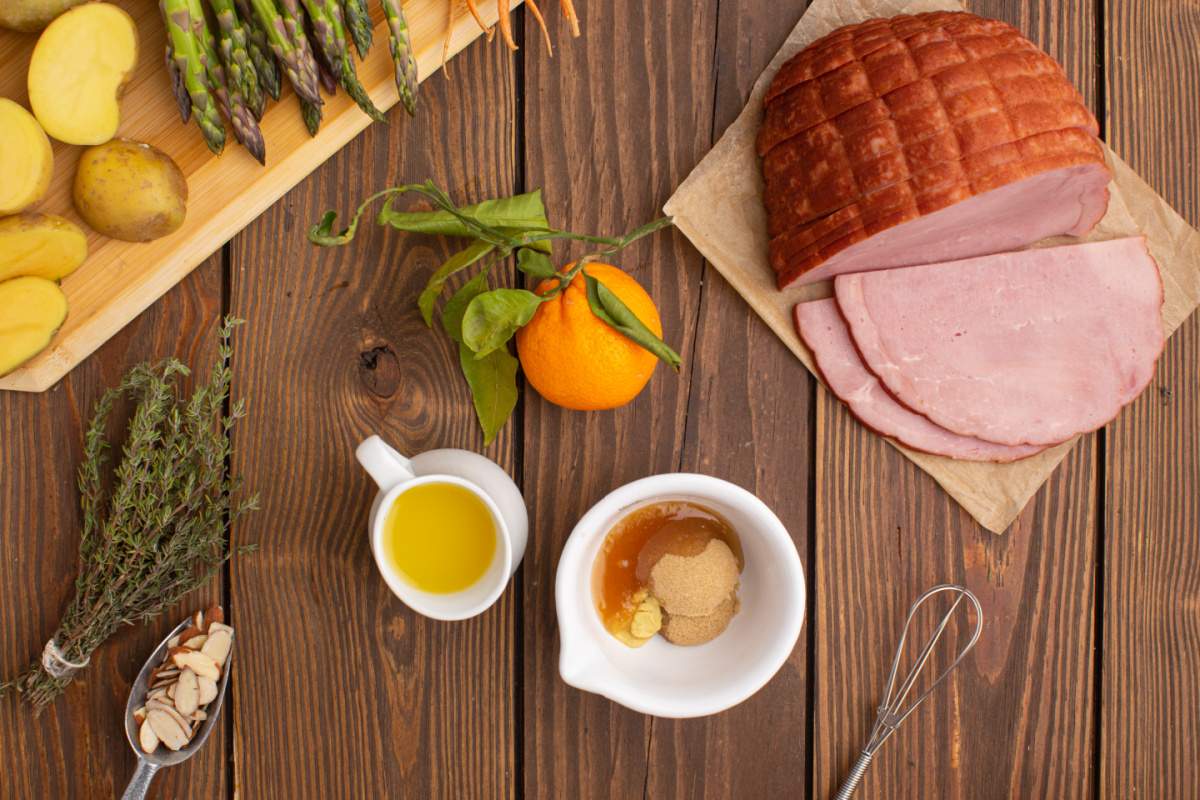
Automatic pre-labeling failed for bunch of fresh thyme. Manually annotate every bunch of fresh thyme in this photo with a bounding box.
[2,318,258,709]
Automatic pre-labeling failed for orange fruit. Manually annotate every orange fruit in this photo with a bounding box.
[516,263,663,411]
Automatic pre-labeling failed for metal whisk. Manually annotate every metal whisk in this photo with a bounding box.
[833,584,984,800]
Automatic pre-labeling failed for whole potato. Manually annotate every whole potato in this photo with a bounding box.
[0,0,84,32]
[73,139,188,242]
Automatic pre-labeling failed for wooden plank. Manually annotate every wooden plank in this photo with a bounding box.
[225,34,519,798]
[0,0,523,392]
[1101,0,1200,794]
[645,2,813,797]
[812,1,1102,796]
[518,1,718,795]
[0,260,227,799]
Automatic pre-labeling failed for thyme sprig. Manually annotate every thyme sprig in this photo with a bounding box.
[2,318,258,710]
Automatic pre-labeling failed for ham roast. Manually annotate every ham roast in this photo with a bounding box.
[795,298,1044,461]
[760,11,1110,288]
[833,238,1164,447]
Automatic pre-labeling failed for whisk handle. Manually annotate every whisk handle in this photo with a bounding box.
[833,751,874,800]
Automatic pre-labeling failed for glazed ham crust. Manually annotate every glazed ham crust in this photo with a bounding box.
[758,12,1109,288]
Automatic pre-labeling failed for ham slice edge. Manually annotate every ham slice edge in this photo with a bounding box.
[795,298,1046,461]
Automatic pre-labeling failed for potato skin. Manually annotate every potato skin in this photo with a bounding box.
[73,139,188,242]
[0,0,84,32]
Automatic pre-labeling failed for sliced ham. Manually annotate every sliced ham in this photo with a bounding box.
[834,238,1164,446]
[772,149,1110,287]
[795,298,1044,461]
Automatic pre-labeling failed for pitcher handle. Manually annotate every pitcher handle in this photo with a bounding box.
[356,435,416,491]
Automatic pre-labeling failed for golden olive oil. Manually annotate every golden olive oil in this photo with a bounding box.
[382,482,496,593]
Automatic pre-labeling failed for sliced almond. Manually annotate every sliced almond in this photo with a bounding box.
[193,610,204,630]
[147,687,169,703]
[132,706,147,725]
[138,719,160,753]
[190,709,207,722]
[170,647,220,680]
[197,675,218,705]
[174,668,199,716]
[147,709,189,751]
[204,605,224,630]
[167,634,181,648]
[201,629,233,667]
[176,626,205,645]
[182,634,208,650]
[207,622,234,636]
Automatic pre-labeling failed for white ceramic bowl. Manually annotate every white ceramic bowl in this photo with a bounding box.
[555,474,806,718]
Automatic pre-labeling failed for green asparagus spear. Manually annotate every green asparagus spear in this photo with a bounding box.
[234,0,282,100]
[300,0,384,121]
[164,40,193,124]
[379,0,416,115]
[186,0,267,163]
[161,0,226,154]
[209,0,266,119]
[249,0,323,106]
[300,97,323,135]
[341,0,372,59]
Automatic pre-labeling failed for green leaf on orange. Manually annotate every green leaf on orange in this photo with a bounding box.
[461,288,546,358]
[458,342,519,446]
[584,273,682,369]
[418,241,496,327]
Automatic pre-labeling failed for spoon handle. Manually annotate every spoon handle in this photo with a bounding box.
[121,758,160,800]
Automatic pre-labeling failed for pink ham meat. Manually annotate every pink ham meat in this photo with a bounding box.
[835,238,1164,446]
[795,298,1044,461]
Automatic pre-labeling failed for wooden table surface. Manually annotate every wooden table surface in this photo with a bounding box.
[2,1,1197,797]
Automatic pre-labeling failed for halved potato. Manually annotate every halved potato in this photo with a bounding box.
[0,276,68,377]
[0,98,53,215]
[27,3,138,145]
[0,213,88,282]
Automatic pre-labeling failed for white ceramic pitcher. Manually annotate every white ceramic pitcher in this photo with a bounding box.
[356,435,528,620]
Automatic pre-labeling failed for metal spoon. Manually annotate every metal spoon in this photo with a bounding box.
[120,614,234,800]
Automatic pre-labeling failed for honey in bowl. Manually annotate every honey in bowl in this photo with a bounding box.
[381,482,497,594]
[593,500,744,647]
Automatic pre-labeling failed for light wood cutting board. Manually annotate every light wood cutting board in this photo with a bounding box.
[0,0,520,392]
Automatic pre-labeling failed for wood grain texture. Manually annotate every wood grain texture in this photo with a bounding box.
[1101,1,1200,794]
[518,1,717,796]
[812,1,1102,797]
[225,34,519,799]
[645,3,813,798]
[0,258,226,800]
[0,0,523,392]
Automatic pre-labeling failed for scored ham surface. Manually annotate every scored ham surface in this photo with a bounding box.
[759,47,1086,158]
[759,11,1110,288]
[795,298,1044,461]
[764,12,1027,105]
[834,238,1164,447]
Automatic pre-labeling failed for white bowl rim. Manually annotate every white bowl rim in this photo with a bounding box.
[555,473,806,718]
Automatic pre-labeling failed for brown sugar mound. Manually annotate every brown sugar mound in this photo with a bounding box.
[648,539,740,617]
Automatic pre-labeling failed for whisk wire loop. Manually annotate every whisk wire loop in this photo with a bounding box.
[833,583,984,799]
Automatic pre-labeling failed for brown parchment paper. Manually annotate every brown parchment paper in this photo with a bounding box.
[664,0,1200,533]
